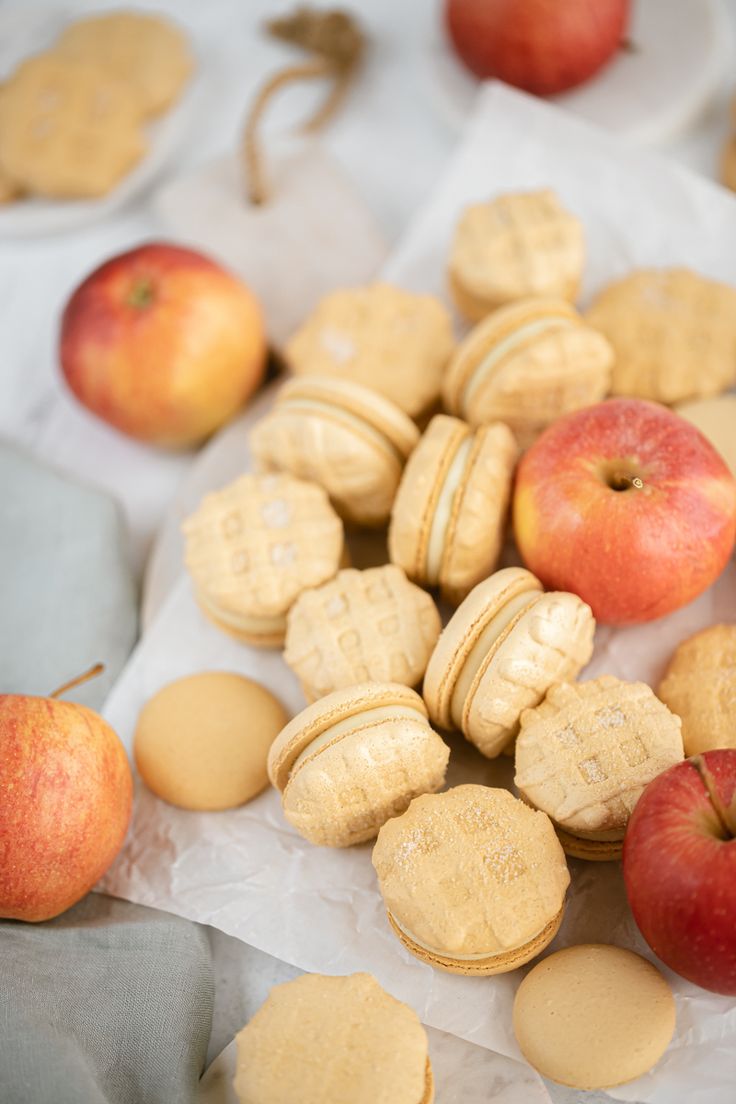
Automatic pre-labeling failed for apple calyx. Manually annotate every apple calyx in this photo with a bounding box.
[691,755,736,840]
[49,662,105,700]
[127,279,155,309]
[599,460,644,493]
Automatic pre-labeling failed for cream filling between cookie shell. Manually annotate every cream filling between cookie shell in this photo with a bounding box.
[278,397,404,465]
[450,590,540,729]
[389,911,550,962]
[288,704,428,778]
[461,317,575,416]
[424,437,473,584]
[197,592,288,636]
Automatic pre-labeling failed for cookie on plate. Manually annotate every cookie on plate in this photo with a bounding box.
[55,11,193,117]
[586,268,736,404]
[515,677,684,861]
[250,376,419,526]
[513,945,675,1090]
[286,283,455,419]
[675,395,736,478]
[0,52,145,199]
[284,565,441,702]
[134,672,288,811]
[268,683,449,847]
[372,785,570,975]
[658,624,736,755]
[442,298,613,449]
[423,567,595,758]
[448,189,585,320]
[234,972,434,1104]
[389,414,518,603]
[183,472,344,647]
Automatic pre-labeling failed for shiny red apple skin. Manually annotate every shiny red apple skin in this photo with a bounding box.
[60,242,267,448]
[0,695,133,922]
[623,751,736,995]
[513,398,736,625]
[445,0,630,95]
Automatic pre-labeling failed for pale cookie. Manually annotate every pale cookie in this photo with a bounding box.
[55,11,193,117]
[286,282,455,418]
[268,683,449,847]
[183,472,344,647]
[675,395,736,478]
[250,376,419,526]
[284,565,441,702]
[423,567,595,758]
[134,672,288,811]
[658,624,736,755]
[234,972,433,1104]
[0,52,145,199]
[442,298,613,449]
[515,677,684,861]
[389,414,518,603]
[586,268,736,404]
[448,189,585,320]
[372,785,570,975]
[513,945,676,1090]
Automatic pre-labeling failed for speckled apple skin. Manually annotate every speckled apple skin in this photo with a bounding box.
[513,398,736,625]
[0,695,133,922]
[623,750,736,995]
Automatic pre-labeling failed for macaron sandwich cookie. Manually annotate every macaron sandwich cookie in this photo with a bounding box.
[388,414,518,604]
[448,189,585,320]
[284,565,441,702]
[442,298,613,448]
[267,683,449,847]
[183,472,344,647]
[423,567,595,758]
[515,676,684,861]
[250,376,420,526]
[285,281,455,419]
[372,785,570,975]
[234,972,434,1104]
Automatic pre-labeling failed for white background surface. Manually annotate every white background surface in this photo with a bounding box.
[2,3,736,1103]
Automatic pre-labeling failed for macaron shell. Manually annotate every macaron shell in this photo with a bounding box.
[268,681,428,791]
[555,829,623,862]
[422,1059,434,1104]
[193,599,287,649]
[387,905,564,976]
[388,414,471,582]
[423,567,544,731]
[513,944,676,1090]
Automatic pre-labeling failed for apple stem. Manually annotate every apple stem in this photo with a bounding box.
[49,663,105,700]
[691,756,736,840]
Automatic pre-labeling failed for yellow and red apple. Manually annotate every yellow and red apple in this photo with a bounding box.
[513,398,736,624]
[0,693,132,922]
[623,750,736,995]
[60,242,267,448]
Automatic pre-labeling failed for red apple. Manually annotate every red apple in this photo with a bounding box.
[60,242,267,448]
[0,689,133,922]
[513,398,736,624]
[445,0,630,95]
[623,751,736,995]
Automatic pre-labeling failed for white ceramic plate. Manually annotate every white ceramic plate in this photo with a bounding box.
[0,5,202,237]
[430,0,732,145]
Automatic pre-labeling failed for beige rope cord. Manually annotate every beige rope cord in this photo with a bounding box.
[243,7,365,205]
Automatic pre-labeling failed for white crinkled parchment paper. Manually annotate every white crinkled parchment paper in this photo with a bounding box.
[102,85,736,1103]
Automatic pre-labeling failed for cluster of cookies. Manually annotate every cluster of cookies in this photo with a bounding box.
[0,10,192,202]
[138,185,736,1093]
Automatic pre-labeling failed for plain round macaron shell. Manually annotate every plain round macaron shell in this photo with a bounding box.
[658,623,736,755]
[513,945,676,1090]
[675,395,736,479]
[234,971,432,1104]
[442,297,613,447]
[134,672,288,811]
[249,376,419,526]
[267,683,449,847]
[372,785,570,976]
[389,414,518,604]
[284,564,441,702]
[515,676,684,860]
